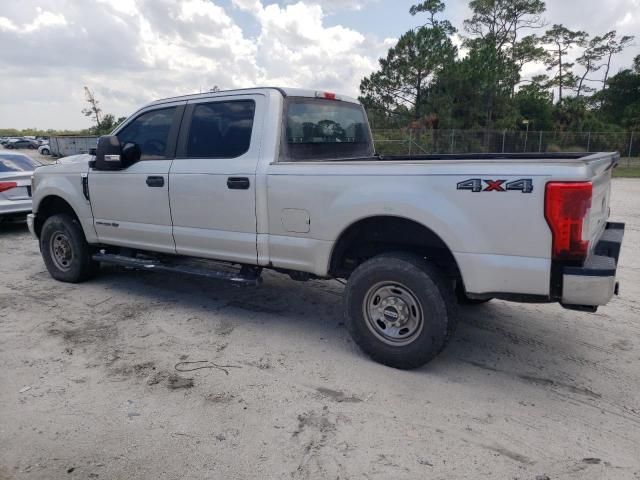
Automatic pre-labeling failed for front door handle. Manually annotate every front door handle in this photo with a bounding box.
[227,177,250,190]
[146,176,165,187]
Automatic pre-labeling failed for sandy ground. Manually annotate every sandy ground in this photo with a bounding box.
[1,179,639,480]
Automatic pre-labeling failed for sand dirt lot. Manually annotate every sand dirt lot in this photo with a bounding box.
[1,178,639,480]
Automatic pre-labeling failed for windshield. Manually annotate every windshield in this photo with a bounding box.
[282,98,373,161]
[0,154,38,172]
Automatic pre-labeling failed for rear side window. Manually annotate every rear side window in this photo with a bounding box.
[282,98,373,161]
[0,154,38,172]
[117,107,177,160]
[186,100,255,158]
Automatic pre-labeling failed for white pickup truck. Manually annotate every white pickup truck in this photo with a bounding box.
[28,87,625,369]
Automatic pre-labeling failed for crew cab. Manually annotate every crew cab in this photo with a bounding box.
[28,87,625,369]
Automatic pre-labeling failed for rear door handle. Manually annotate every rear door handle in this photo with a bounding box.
[227,177,250,190]
[146,176,165,187]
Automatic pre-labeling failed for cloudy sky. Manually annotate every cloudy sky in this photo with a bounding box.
[1,0,638,130]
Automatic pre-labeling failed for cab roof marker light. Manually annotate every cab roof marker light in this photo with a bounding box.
[315,91,339,100]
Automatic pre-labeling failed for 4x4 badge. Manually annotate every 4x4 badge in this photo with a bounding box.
[457,178,533,193]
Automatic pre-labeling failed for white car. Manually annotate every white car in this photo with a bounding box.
[38,144,51,155]
[0,152,41,219]
[27,87,625,369]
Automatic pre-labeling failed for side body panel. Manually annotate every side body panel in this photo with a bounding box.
[87,101,186,254]
[169,93,267,264]
[89,160,175,253]
[31,158,98,243]
[264,160,604,296]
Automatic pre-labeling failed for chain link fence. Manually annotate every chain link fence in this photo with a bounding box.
[372,129,640,166]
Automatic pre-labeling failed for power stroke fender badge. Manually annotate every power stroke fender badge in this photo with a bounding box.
[457,178,533,193]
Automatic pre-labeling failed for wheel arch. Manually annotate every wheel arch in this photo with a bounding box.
[34,195,81,238]
[328,215,461,280]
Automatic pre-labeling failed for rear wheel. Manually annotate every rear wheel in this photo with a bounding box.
[40,213,99,282]
[344,252,457,369]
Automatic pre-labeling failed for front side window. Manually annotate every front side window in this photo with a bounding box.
[117,107,176,160]
[283,98,373,161]
[186,100,255,158]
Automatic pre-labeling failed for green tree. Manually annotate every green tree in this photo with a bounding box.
[81,87,127,135]
[464,0,546,93]
[463,0,546,53]
[514,79,554,130]
[575,36,605,97]
[595,31,635,86]
[594,65,640,129]
[462,0,547,127]
[542,25,587,102]
[81,86,103,129]
[94,114,127,135]
[360,0,456,120]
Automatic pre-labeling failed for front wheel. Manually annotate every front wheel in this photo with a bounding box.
[40,213,99,282]
[344,252,457,369]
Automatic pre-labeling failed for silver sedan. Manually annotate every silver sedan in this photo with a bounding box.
[0,152,41,220]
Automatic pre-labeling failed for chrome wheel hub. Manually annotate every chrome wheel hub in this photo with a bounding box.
[50,231,73,271]
[363,282,424,346]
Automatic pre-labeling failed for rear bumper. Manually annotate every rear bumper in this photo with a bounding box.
[0,199,32,216]
[561,222,624,310]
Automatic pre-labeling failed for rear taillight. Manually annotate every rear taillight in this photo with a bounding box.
[0,181,17,193]
[545,182,592,261]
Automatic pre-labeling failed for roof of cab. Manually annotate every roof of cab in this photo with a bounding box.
[147,87,360,107]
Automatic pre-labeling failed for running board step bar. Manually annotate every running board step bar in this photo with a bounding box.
[92,253,262,286]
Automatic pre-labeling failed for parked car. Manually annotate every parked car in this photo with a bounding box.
[0,152,41,219]
[5,138,38,149]
[27,87,625,369]
[1,137,21,146]
[38,144,51,155]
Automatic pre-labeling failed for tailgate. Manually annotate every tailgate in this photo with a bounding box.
[584,154,617,253]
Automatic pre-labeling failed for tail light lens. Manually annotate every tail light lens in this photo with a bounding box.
[545,182,592,261]
[0,181,18,193]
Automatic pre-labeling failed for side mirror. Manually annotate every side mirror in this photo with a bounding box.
[93,135,122,170]
[121,142,141,166]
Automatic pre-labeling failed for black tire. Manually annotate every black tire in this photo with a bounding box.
[344,252,457,369]
[42,148,50,155]
[40,213,99,282]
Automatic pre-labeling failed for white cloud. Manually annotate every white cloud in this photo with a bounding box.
[1,0,637,129]
[0,0,387,129]
[0,8,67,33]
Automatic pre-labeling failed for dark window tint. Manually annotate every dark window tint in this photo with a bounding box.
[187,100,255,158]
[283,98,372,161]
[0,154,39,172]
[117,107,176,160]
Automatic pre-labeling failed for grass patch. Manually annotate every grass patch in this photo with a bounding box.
[613,166,640,178]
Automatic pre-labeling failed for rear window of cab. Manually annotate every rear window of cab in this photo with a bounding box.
[282,97,373,162]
